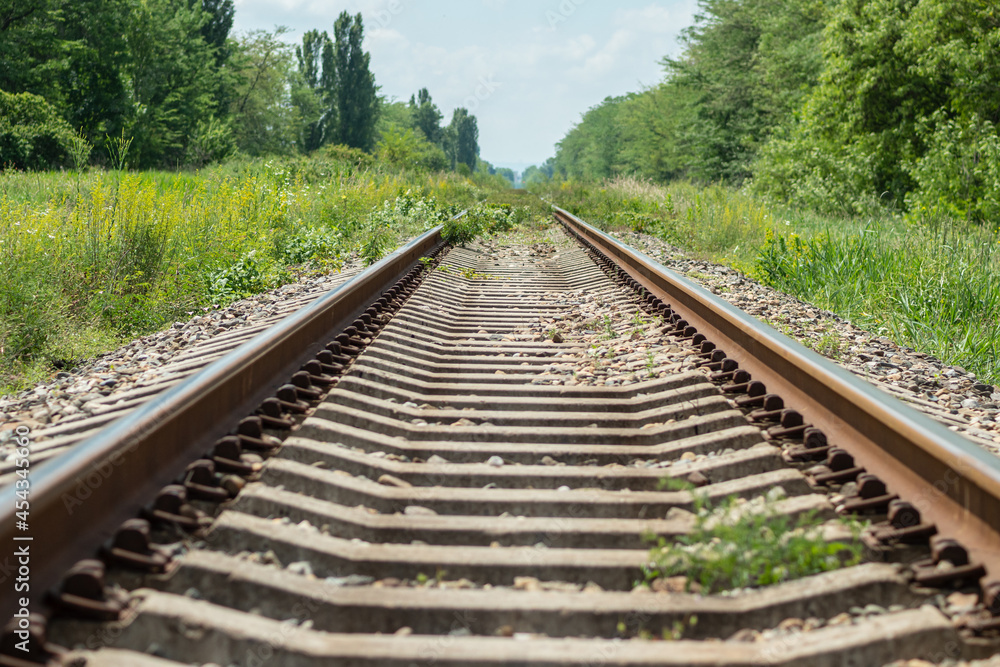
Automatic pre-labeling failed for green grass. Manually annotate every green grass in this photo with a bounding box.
[541,176,1000,384]
[642,494,864,594]
[0,154,536,393]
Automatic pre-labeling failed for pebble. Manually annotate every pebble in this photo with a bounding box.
[945,590,979,612]
[666,507,696,522]
[776,618,804,632]
[287,561,315,577]
[514,576,541,592]
[403,505,438,516]
[650,576,691,593]
[827,612,853,626]
[378,474,412,488]
[325,574,375,587]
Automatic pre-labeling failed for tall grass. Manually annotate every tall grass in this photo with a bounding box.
[754,222,1000,380]
[0,154,505,392]
[542,176,1000,383]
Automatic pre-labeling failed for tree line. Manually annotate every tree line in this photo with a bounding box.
[540,0,1000,223]
[0,0,492,176]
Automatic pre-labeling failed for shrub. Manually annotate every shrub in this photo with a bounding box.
[0,90,89,171]
[206,251,280,304]
[275,225,342,265]
[186,116,236,167]
[376,125,448,172]
[318,143,373,171]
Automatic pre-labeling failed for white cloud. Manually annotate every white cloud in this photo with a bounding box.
[567,28,632,79]
[614,4,684,33]
[367,27,410,49]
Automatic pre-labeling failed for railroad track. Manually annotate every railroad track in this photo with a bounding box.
[4,209,1000,665]
[0,266,365,487]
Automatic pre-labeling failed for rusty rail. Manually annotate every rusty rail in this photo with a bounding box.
[0,226,446,622]
[555,205,1000,582]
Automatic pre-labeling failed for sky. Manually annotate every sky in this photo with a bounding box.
[232,0,699,173]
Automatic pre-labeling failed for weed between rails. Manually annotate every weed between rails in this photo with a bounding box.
[641,491,864,595]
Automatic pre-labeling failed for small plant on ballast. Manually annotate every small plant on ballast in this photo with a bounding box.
[360,221,390,266]
[655,476,696,492]
[641,490,864,593]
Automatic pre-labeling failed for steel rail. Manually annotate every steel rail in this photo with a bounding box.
[555,206,1000,582]
[0,226,446,621]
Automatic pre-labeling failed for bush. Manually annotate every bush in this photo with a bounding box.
[376,125,449,172]
[440,202,532,244]
[0,90,89,171]
[318,143,373,171]
[206,251,281,304]
[186,116,236,167]
[905,112,1000,224]
[275,225,342,265]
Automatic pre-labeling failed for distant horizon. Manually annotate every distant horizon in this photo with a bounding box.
[232,0,698,169]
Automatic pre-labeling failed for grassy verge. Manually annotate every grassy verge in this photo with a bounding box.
[0,152,532,393]
[540,176,1000,383]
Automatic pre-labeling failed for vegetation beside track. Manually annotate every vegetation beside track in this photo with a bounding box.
[539,177,1000,385]
[0,154,540,394]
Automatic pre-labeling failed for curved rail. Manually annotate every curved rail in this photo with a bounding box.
[0,226,446,622]
[555,205,1000,582]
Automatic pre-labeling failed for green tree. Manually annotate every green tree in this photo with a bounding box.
[378,100,415,133]
[126,0,222,167]
[522,159,556,186]
[294,29,333,152]
[197,0,234,63]
[0,0,59,100]
[376,123,447,171]
[546,0,828,186]
[409,88,443,146]
[754,0,1000,217]
[494,167,515,185]
[192,0,236,114]
[617,84,699,182]
[0,0,133,158]
[330,11,379,151]
[554,96,628,180]
[447,107,478,171]
[663,0,829,183]
[228,28,298,156]
[56,0,133,154]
